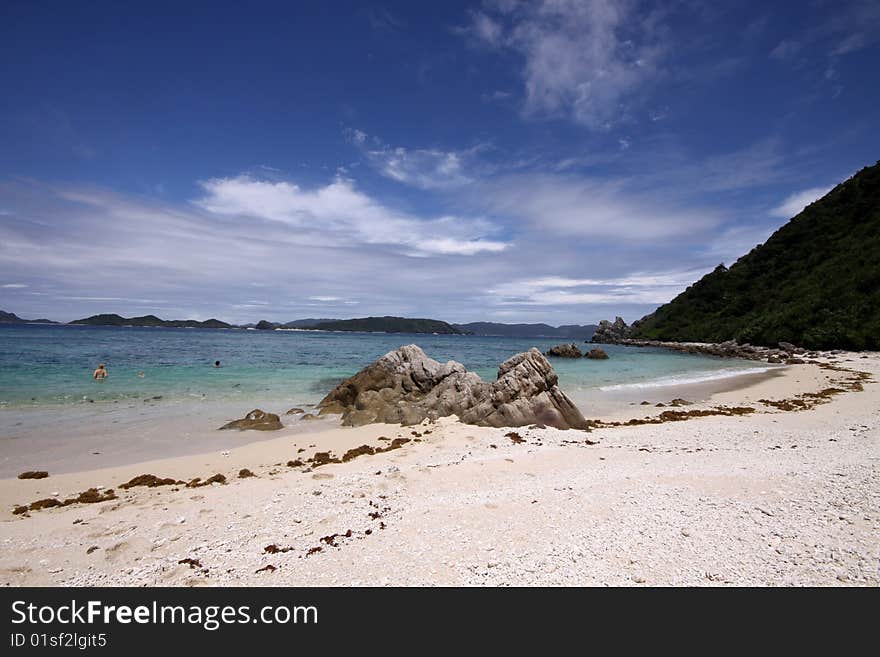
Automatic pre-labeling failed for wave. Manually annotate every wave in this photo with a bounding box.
[598,366,775,391]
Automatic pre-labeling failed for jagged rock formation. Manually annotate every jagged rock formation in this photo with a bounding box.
[317,345,588,430]
[586,348,609,360]
[546,343,583,358]
[219,409,283,431]
[591,317,631,344]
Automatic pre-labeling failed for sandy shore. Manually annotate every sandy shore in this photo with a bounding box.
[1,352,877,586]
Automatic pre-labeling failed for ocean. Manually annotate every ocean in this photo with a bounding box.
[0,324,773,475]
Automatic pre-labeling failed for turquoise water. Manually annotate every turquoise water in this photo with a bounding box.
[0,324,775,475]
[0,324,769,411]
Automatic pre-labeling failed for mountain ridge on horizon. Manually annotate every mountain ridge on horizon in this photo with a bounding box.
[1,311,600,339]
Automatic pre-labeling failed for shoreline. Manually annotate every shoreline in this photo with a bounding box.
[0,342,778,477]
[1,357,780,477]
[0,351,877,586]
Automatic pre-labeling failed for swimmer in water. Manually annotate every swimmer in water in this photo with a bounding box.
[214,360,221,368]
[93,364,108,381]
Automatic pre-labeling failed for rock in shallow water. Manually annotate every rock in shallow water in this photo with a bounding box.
[317,344,588,430]
[219,409,282,431]
[546,343,583,358]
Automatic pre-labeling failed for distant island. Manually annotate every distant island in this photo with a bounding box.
[0,311,56,324]
[70,314,234,329]
[297,316,465,334]
[621,160,880,350]
[2,311,602,339]
[454,322,597,340]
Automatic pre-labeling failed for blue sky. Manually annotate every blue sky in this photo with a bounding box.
[1,0,878,324]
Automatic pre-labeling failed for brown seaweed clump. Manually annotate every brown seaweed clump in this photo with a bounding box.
[185,474,227,488]
[310,452,339,467]
[18,471,49,479]
[309,437,413,468]
[341,445,376,462]
[119,474,183,489]
[588,406,756,429]
[13,487,118,516]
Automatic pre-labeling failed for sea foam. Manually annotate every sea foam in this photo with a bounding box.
[598,366,775,391]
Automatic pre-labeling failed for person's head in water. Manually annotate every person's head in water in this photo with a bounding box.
[214,360,221,368]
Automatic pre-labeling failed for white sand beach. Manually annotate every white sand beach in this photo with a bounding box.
[1,352,877,586]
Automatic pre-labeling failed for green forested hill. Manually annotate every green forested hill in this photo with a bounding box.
[308,316,465,334]
[631,161,880,350]
[71,314,233,329]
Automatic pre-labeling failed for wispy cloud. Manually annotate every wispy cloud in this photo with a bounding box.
[769,39,801,61]
[459,0,668,128]
[0,178,515,323]
[770,186,833,219]
[195,175,508,256]
[487,269,708,307]
[347,129,485,189]
[474,173,722,241]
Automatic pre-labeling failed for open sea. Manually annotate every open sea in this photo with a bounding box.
[0,324,773,475]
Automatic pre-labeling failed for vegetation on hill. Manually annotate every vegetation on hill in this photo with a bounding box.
[71,314,233,329]
[631,161,880,350]
[0,310,56,324]
[306,316,465,334]
[454,322,598,339]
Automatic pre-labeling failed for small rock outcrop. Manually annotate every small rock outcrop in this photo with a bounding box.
[586,348,609,360]
[317,345,588,430]
[219,409,283,431]
[591,317,631,343]
[546,343,582,358]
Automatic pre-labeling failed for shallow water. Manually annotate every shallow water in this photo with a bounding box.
[0,324,774,475]
[0,324,768,409]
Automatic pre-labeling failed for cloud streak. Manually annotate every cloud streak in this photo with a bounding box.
[486,269,709,307]
[770,186,833,219]
[473,173,722,241]
[195,175,507,256]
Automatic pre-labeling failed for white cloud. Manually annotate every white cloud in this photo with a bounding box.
[487,269,707,306]
[469,11,503,46]
[195,175,507,256]
[56,296,169,303]
[702,224,776,266]
[0,179,518,323]
[369,147,471,189]
[462,0,667,128]
[831,33,868,55]
[475,173,721,240]
[348,129,483,189]
[770,186,833,219]
[2,283,28,288]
